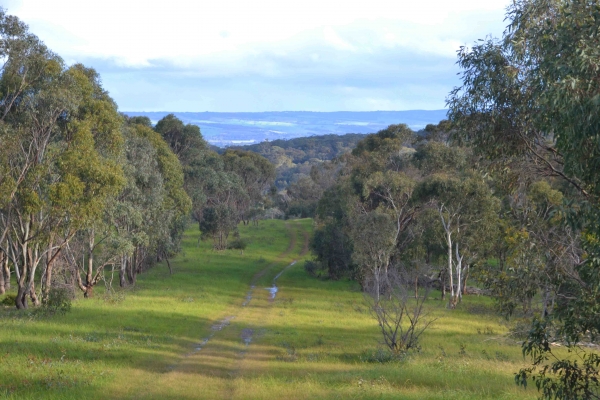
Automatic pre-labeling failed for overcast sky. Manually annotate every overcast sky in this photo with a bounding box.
[5,0,511,112]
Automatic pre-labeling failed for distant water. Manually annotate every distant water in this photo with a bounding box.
[123,110,448,147]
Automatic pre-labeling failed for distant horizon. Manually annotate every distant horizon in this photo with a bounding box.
[122,109,448,114]
[123,109,448,147]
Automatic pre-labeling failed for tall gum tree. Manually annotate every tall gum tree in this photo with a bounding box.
[0,11,125,307]
[448,0,600,396]
[415,173,499,307]
[126,122,190,280]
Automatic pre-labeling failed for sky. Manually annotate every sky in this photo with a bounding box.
[4,0,511,112]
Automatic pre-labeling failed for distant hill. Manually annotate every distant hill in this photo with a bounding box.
[229,133,366,188]
[122,110,447,147]
[229,133,366,162]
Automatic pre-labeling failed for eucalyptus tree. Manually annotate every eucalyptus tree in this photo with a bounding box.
[154,115,277,248]
[0,10,201,307]
[198,170,248,250]
[481,181,580,319]
[0,20,125,308]
[112,128,165,286]
[351,211,398,302]
[62,123,168,296]
[448,0,600,396]
[311,179,357,280]
[39,64,125,300]
[0,11,66,305]
[413,139,499,305]
[222,149,276,223]
[283,160,345,218]
[126,122,191,279]
[312,125,421,285]
[415,172,498,307]
[154,114,228,243]
[400,206,445,298]
[154,114,209,162]
[0,250,7,294]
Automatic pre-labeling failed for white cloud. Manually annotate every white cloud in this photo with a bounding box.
[8,0,509,65]
[3,0,512,111]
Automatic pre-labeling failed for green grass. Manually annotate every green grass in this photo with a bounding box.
[0,219,540,399]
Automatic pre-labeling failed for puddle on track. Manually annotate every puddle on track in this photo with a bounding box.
[212,315,235,331]
[195,335,212,351]
[181,315,237,359]
[165,234,304,375]
[266,286,278,300]
[241,328,254,346]
[242,286,255,307]
[265,261,296,302]
[179,260,299,365]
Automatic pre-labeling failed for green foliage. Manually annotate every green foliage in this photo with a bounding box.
[0,9,132,308]
[151,114,275,250]
[154,113,209,161]
[41,288,72,316]
[227,238,248,251]
[222,149,276,202]
[231,133,365,188]
[359,348,408,364]
[515,319,600,399]
[352,123,414,157]
[310,119,498,305]
[311,182,357,280]
[1,293,16,306]
[303,260,320,277]
[413,141,468,174]
[447,0,600,397]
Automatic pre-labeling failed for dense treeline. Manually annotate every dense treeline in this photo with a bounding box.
[255,129,447,219]
[307,124,502,301]
[0,11,275,308]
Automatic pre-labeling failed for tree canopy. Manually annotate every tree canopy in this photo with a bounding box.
[448,0,600,397]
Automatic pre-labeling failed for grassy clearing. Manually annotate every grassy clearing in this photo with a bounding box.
[0,219,540,399]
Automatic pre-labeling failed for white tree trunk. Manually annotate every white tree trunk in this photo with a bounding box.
[455,242,464,303]
[440,206,454,299]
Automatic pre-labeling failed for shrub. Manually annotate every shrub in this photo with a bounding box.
[42,288,72,316]
[363,267,435,354]
[228,238,248,254]
[1,293,16,306]
[304,260,320,277]
[102,289,126,305]
[359,348,408,363]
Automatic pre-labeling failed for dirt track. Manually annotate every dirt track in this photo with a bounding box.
[141,221,310,399]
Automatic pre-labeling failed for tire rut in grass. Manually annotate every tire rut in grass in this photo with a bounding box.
[223,221,310,399]
[300,229,310,256]
[247,222,297,286]
[163,222,297,377]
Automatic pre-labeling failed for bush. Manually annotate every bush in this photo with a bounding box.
[304,260,320,277]
[363,268,435,354]
[42,288,72,316]
[102,289,126,305]
[359,348,408,363]
[228,238,248,253]
[1,293,16,306]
